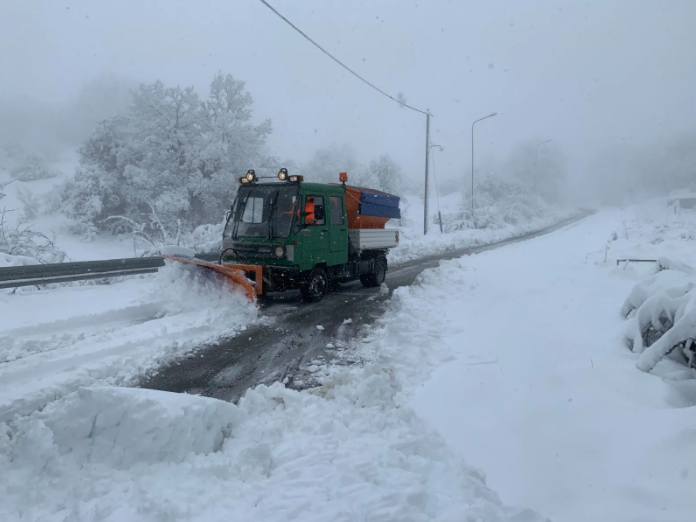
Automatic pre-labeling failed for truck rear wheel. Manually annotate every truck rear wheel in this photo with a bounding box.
[360,258,386,288]
[300,267,329,302]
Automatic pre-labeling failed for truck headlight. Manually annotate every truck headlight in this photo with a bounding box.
[275,246,284,258]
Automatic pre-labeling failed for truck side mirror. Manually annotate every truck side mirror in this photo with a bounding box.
[314,206,325,221]
[225,210,231,222]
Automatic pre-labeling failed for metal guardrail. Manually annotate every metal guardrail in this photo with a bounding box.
[615,258,658,266]
[0,252,218,289]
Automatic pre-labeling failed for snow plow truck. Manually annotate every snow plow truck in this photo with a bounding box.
[161,169,400,304]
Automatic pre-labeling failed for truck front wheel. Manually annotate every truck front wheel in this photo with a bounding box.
[300,267,329,302]
[360,258,386,288]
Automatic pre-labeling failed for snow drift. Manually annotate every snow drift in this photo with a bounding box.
[9,387,238,470]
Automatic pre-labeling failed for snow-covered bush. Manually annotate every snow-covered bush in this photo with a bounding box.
[188,223,224,253]
[9,152,57,182]
[622,258,696,372]
[0,209,67,265]
[441,174,547,231]
[16,187,39,221]
[60,73,273,238]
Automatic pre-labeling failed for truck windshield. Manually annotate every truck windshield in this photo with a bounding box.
[224,185,299,239]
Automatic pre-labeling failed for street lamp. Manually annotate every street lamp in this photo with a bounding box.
[471,112,497,211]
[534,139,553,202]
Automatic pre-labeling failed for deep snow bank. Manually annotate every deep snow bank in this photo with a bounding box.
[0,375,544,522]
[5,387,238,471]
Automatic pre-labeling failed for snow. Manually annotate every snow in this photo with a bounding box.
[4,193,695,521]
[0,261,256,420]
[160,245,197,258]
[1,153,135,262]
[591,197,696,264]
[401,211,696,522]
[33,387,237,468]
[389,193,579,264]
[0,252,38,267]
[0,224,557,521]
[1,372,545,522]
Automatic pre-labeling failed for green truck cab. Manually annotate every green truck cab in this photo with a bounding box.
[221,170,399,302]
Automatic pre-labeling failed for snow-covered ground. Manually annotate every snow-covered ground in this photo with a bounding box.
[6,166,692,521]
[0,207,582,522]
[403,209,695,522]
[590,196,696,264]
[0,269,547,521]
[0,263,256,421]
[390,193,578,263]
[5,207,694,521]
[0,152,135,262]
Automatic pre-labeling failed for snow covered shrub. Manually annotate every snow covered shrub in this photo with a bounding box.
[0,209,67,265]
[60,73,273,237]
[441,174,546,231]
[16,187,39,221]
[188,223,224,253]
[9,152,57,182]
[622,258,696,372]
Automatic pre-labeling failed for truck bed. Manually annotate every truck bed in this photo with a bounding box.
[348,229,399,251]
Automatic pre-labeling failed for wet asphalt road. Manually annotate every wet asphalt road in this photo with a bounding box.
[138,213,590,402]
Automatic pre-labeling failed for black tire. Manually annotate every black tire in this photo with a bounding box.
[360,258,387,288]
[300,267,329,302]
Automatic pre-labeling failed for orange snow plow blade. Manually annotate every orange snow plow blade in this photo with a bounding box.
[161,254,261,304]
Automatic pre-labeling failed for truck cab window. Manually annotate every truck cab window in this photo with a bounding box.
[305,196,325,225]
[329,196,344,225]
[241,197,265,223]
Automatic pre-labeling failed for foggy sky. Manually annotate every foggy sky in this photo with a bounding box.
[1,0,695,187]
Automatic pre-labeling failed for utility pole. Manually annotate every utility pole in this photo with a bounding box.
[428,142,445,234]
[424,112,431,235]
[471,112,497,211]
[535,139,553,202]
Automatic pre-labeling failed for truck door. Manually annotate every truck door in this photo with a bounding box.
[302,194,331,267]
[328,195,348,264]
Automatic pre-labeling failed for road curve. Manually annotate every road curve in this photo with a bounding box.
[138,213,591,402]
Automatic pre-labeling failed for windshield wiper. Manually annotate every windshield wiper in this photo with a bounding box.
[232,191,251,240]
[267,190,280,239]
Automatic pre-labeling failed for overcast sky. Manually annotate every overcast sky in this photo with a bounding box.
[1,0,695,186]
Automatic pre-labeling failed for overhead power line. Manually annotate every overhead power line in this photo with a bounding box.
[258,0,429,116]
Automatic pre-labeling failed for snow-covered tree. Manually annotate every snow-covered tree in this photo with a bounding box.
[61,73,272,239]
[368,154,404,195]
[302,144,359,184]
